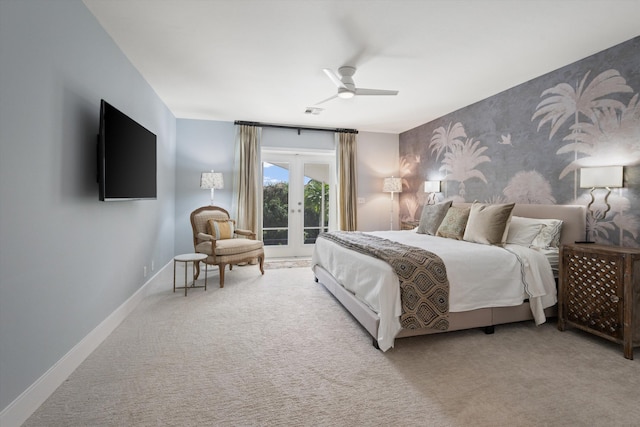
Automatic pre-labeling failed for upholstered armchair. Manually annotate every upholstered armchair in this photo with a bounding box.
[190,206,264,287]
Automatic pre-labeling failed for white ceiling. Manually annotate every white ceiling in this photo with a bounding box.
[83,0,640,134]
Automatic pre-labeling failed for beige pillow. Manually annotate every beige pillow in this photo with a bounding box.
[208,219,235,240]
[416,201,453,235]
[463,202,515,245]
[436,206,470,240]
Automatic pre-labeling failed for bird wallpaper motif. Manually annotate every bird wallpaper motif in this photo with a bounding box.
[399,36,640,247]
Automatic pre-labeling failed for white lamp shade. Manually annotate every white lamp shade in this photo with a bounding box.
[579,166,623,188]
[383,177,402,193]
[424,180,441,193]
[200,172,224,189]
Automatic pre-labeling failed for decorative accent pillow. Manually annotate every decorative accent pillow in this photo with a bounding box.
[531,218,563,248]
[506,216,563,248]
[506,216,544,246]
[416,201,453,235]
[208,219,235,240]
[436,206,470,240]
[462,202,515,245]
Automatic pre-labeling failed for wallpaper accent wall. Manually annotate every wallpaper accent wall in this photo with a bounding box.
[399,36,640,247]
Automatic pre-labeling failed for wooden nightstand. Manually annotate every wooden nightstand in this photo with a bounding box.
[558,243,640,359]
[401,220,419,230]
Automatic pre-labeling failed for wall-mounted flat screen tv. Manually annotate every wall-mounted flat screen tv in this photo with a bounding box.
[98,99,157,201]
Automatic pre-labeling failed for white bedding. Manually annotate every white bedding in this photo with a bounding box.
[536,247,560,277]
[312,230,557,351]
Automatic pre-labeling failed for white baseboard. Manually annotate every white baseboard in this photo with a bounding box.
[0,261,172,427]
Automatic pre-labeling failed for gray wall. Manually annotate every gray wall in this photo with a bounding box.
[399,36,640,247]
[175,119,236,255]
[356,132,401,231]
[262,127,336,151]
[0,0,176,411]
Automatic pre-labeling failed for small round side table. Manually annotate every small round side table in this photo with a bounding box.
[173,253,208,296]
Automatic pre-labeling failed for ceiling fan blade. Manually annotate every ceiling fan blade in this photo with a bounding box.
[322,68,346,89]
[354,88,399,96]
[315,94,339,105]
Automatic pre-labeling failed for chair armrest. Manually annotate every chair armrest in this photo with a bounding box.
[234,229,257,240]
[197,232,215,241]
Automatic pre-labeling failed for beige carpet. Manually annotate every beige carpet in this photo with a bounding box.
[25,266,640,426]
[263,258,312,270]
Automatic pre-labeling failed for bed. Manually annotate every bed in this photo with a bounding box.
[312,203,586,351]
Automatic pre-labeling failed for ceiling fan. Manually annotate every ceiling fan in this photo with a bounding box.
[316,66,398,105]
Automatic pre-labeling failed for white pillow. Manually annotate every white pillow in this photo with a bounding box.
[507,216,563,248]
[506,217,544,246]
[532,218,563,248]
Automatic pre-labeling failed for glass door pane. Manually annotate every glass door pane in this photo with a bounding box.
[262,150,335,258]
[262,161,289,246]
[303,163,330,245]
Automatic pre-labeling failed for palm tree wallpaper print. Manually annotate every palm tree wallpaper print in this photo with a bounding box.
[399,36,640,247]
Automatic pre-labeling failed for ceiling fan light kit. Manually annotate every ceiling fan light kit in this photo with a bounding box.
[316,66,398,105]
[338,89,355,99]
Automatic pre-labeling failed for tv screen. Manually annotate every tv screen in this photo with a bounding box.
[98,100,157,201]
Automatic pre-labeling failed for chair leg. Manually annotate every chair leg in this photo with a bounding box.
[219,263,225,288]
[194,260,201,280]
[258,255,264,275]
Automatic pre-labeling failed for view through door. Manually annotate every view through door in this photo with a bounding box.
[262,151,335,258]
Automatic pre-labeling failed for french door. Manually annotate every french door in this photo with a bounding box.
[262,150,335,258]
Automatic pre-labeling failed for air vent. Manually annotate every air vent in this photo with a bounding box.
[304,107,323,115]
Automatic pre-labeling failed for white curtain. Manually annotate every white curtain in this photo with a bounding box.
[233,124,262,238]
[336,131,358,231]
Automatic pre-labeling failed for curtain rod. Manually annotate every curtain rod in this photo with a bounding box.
[234,120,358,134]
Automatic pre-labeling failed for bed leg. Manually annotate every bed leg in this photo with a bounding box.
[484,326,495,334]
[372,338,380,350]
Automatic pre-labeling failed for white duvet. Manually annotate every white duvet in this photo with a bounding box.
[312,230,557,351]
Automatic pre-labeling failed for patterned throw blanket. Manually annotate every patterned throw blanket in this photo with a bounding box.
[317,231,449,330]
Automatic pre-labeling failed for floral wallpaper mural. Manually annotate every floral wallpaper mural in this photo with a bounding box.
[399,36,640,247]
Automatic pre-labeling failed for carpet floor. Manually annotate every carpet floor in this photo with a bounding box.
[24,266,640,426]
[263,258,312,270]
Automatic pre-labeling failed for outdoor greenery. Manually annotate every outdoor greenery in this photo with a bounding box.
[263,179,329,245]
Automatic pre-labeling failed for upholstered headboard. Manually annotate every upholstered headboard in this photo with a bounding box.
[453,203,587,246]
